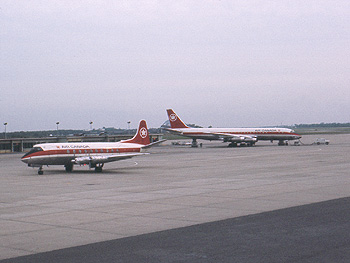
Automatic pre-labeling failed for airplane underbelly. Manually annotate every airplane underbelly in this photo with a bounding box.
[183,134,216,140]
[257,134,295,140]
[27,157,49,165]
[48,154,75,165]
[27,154,74,165]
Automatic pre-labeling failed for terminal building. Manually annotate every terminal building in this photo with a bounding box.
[0,133,163,154]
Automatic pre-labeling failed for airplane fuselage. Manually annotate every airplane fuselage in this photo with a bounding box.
[166,127,301,142]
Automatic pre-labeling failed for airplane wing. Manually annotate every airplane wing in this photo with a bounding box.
[72,153,149,165]
[205,132,257,142]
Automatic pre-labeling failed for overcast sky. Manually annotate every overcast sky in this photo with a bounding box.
[1,0,349,131]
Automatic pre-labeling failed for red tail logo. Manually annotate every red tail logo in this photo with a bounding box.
[166,109,188,129]
[122,120,150,145]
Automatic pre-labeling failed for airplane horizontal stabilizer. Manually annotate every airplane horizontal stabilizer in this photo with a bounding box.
[141,139,167,149]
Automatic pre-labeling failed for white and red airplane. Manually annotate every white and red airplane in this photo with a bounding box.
[22,120,164,174]
[166,109,301,147]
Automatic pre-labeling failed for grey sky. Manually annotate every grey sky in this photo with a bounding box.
[1,0,349,131]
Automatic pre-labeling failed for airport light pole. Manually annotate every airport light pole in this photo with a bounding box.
[56,122,59,136]
[127,121,131,134]
[4,122,7,139]
[89,121,93,130]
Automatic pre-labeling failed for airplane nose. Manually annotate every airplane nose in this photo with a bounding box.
[21,157,28,164]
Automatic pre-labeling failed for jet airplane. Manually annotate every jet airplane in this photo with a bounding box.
[165,109,301,147]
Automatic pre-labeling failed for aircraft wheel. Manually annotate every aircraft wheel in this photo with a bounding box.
[278,140,286,146]
[38,167,44,175]
[95,167,102,173]
[65,163,74,173]
[191,139,198,148]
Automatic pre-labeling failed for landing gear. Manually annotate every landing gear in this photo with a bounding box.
[94,164,104,173]
[278,140,288,146]
[89,162,104,173]
[228,142,238,147]
[38,166,43,175]
[65,163,74,173]
[191,139,198,148]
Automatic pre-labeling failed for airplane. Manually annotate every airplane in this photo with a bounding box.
[22,120,165,175]
[165,109,301,147]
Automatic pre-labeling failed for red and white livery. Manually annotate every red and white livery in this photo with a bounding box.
[22,120,163,174]
[166,109,301,147]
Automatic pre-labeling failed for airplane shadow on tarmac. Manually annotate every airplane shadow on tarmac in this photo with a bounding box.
[21,160,161,176]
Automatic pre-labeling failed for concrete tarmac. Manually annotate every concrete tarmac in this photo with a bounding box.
[1,134,350,261]
[2,197,350,263]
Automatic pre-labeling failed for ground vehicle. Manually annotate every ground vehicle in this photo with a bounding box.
[314,138,330,145]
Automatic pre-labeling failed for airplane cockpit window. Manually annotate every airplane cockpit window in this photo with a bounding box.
[22,147,43,158]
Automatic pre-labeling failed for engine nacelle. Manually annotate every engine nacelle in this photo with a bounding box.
[73,156,108,165]
[240,136,257,142]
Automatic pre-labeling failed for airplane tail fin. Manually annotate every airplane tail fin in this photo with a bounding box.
[166,109,189,129]
[121,120,151,145]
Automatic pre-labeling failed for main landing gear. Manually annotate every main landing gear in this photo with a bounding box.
[65,163,74,173]
[89,163,104,173]
[38,166,43,175]
[278,140,289,146]
[94,164,104,173]
[191,139,198,148]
